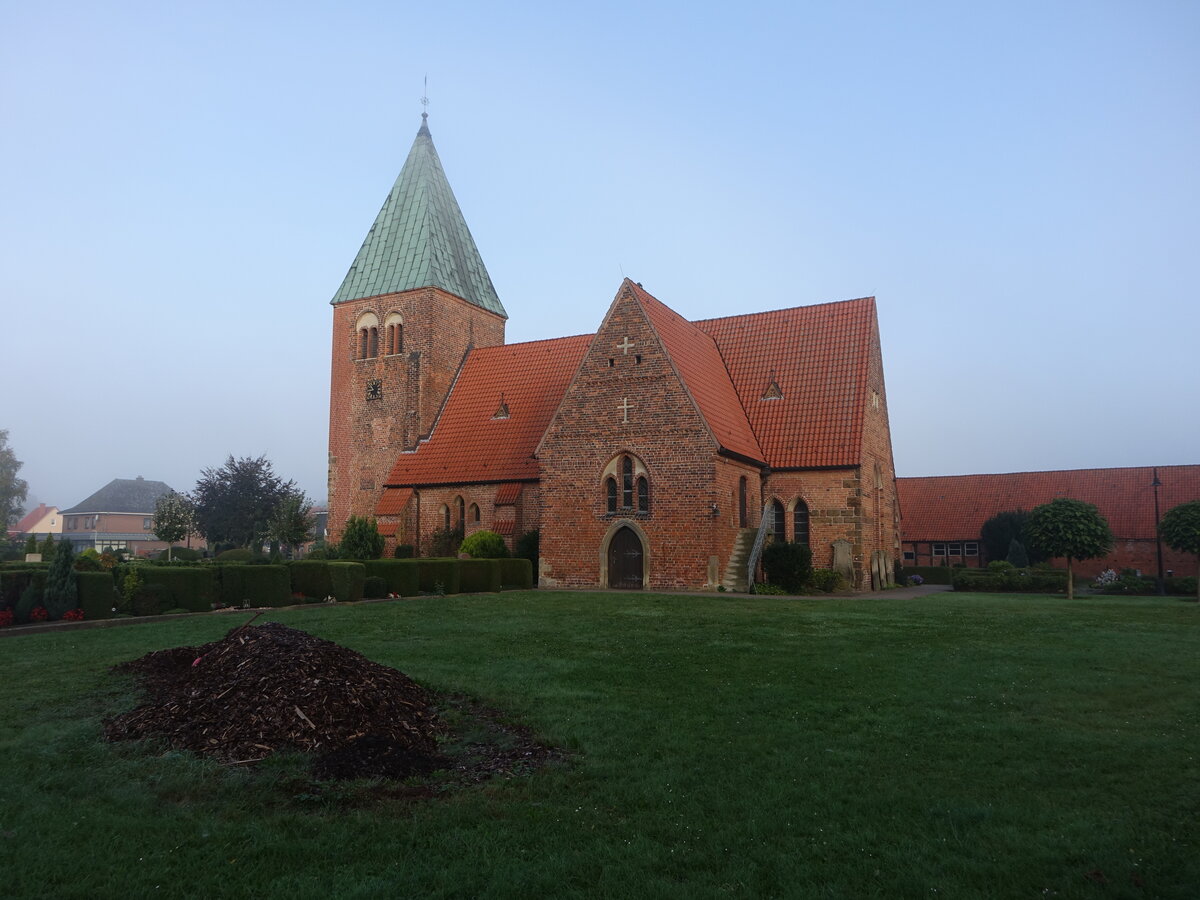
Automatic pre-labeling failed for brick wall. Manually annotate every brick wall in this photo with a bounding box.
[327,287,504,542]
[903,538,1196,579]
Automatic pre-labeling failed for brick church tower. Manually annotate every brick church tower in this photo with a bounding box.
[327,113,506,540]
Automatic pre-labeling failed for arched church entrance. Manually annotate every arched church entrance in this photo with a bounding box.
[607,526,645,590]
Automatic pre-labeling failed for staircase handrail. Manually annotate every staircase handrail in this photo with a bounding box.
[745,502,773,593]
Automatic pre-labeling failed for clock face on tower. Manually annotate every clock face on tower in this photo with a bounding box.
[365,379,382,401]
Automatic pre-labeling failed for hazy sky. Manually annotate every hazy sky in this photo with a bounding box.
[3,0,1197,511]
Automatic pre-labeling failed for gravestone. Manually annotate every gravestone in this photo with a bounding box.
[832,540,854,587]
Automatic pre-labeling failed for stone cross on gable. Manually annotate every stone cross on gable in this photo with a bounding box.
[618,397,633,423]
[617,336,635,355]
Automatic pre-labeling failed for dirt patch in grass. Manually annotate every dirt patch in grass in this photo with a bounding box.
[104,621,565,788]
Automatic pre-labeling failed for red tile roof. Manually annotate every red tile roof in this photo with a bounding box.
[631,282,764,463]
[11,503,55,535]
[492,519,515,536]
[494,483,522,505]
[383,334,591,487]
[376,487,414,516]
[898,465,1200,540]
[697,298,876,468]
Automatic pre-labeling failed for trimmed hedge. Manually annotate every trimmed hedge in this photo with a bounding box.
[328,562,366,603]
[1,567,43,610]
[77,572,117,619]
[288,561,367,603]
[364,560,421,597]
[417,559,461,595]
[459,559,502,593]
[217,564,291,608]
[499,558,533,590]
[953,570,1069,593]
[142,567,215,612]
[899,566,958,585]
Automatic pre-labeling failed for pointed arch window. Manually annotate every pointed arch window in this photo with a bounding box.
[772,499,786,543]
[601,453,650,516]
[793,499,810,548]
[455,496,465,527]
[738,477,748,528]
[469,503,480,523]
[440,503,450,530]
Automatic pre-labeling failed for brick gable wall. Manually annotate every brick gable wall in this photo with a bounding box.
[537,286,741,590]
[327,287,504,542]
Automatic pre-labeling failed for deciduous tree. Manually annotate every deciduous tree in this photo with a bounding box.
[980,510,1045,564]
[191,455,295,550]
[1159,501,1200,601]
[1026,498,1113,600]
[267,490,313,558]
[0,429,28,530]
[153,491,196,562]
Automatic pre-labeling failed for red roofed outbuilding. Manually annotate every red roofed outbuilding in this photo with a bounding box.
[897,466,1200,577]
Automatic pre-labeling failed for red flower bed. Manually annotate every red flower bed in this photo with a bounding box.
[62,608,85,621]
[30,607,49,622]
[0,609,13,627]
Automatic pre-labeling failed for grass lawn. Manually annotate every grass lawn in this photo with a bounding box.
[1,591,1196,898]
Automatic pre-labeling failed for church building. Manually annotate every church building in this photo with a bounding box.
[328,114,900,591]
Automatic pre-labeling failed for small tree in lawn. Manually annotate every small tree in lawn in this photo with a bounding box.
[44,539,78,619]
[338,516,385,560]
[1159,501,1200,601]
[153,491,195,562]
[1026,498,1113,600]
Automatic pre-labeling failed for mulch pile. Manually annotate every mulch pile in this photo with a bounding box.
[104,621,447,779]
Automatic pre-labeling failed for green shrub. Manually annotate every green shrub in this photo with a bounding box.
[363,560,421,597]
[987,560,1016,573]
[338,516,385,560]
[459,559,502,593]
[753,583,786,595]
[762,541,813,594]
[363,576,388,599]
[0,568,41,611]
[417,559,461,595]
[459,530,509,559]
[77,572,117,620]
[1168,576,1198,597]
[15,575,46,623]
[499,557,533,589]
[515,530,539,569]
[393,544,414,559]
[327,562,366,603]
[807,568,846,593]
[216,548,256,562]
[43,540,79,619]
[217,565,290,608]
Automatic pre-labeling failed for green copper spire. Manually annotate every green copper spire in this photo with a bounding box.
[331,114,506,317]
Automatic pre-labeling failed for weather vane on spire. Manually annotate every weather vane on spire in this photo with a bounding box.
[420,75,429,119]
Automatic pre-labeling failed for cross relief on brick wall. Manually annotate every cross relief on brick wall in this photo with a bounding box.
[617,336,635,355]
[619,397,633,424]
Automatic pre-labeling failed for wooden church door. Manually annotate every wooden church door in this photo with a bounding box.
[608,527,644,589]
